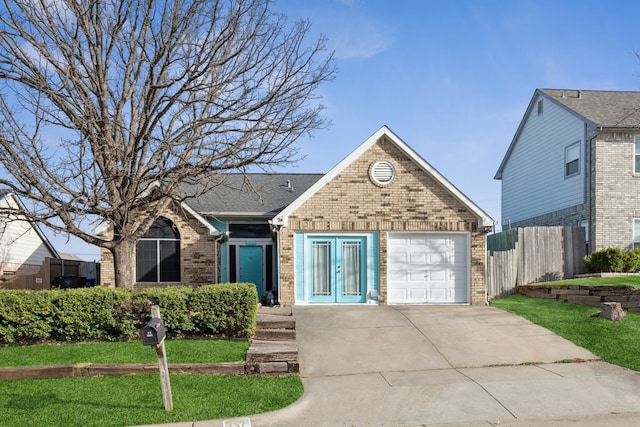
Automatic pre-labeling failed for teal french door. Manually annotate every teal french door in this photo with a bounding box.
[308,236,366,303]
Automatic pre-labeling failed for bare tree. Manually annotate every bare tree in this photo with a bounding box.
[0,0,335,288]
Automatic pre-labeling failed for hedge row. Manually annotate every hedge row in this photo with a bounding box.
[584,247,640,273]
[0,283,258,344]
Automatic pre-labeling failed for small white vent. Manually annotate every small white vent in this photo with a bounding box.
[370,160,395,185]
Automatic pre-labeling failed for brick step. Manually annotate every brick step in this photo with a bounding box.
[254,328,296,341]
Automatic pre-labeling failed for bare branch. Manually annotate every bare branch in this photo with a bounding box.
[0,0,335,287]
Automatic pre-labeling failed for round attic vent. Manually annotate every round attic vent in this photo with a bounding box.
[370,160,395,185]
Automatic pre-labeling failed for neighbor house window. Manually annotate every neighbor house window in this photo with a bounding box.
[136,217,180,282]
[565,142,580,177]
[634,219,640,249]
[635,138,640,173]
[537,99,543,115]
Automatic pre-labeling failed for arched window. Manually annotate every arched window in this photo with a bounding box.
[136,217,180,282]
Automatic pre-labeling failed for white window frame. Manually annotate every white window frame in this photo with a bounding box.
[565,141,581,177]
[634,137,640,174]
[634,219,640,249]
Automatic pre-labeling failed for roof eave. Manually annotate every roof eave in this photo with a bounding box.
[2,192,61,259]
[273,125,495,229]
[180,202,221,236]
[495,89,597,180]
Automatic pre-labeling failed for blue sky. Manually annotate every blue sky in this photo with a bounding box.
[52,0,640,260]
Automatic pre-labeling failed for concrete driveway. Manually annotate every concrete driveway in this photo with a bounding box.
[159,304,640,427]
[241,304,640,427]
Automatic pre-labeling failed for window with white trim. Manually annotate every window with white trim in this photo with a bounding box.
[565,142,580,177]
[635,137,640,173]
[634,219,640,249]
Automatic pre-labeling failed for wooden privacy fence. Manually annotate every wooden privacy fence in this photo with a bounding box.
[486,226,586,300]
[0,258,100,290]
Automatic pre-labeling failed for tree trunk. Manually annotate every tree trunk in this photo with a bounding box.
[112,239,137,290]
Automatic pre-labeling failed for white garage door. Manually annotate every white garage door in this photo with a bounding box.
[387,233,469,304]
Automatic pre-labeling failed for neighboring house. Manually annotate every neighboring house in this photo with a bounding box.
[101,126,494,305]
[0,189,60,276]
[495,89,640,252]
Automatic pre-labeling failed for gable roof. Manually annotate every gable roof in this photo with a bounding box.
[182,173,323,218]
[271,126,495,228]
[539,89,640,127]
[495,88,640,180]
[0,190,60,259]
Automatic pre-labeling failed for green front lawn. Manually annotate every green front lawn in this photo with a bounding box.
[0,339,250,367]
[0,374,303,427]
[492,294,640,370]
[535,275,640,288]
[0,339,303,426]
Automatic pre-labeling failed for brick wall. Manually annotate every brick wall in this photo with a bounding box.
[279,135,487,305]
[100,203,219,289]
[593,131,640,250]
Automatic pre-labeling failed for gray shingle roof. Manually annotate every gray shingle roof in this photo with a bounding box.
[181,173,323,217]
[541,89,640,127]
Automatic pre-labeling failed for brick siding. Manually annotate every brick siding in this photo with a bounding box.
[100,203,218,289]
[592,131,640,250]
[279,135,487,305]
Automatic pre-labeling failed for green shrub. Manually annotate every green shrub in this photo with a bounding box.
[623,248,640,272]
[134,286,195,338]
[584,247,640,273]
[0,291,53,343]
[190,283,258,339]
[0,284,257,344]
[50,287,132,341]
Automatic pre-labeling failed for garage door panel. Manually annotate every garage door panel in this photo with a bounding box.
[409,253,426,264]
[388,233,469,304]
[428,288,447,301]
[408,270,426,281]
[409,288,428,301]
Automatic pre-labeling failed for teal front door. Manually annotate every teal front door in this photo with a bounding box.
[239,246,264,296]
[308,237,366,303]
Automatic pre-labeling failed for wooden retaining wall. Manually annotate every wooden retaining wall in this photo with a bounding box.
[518,285,640,312]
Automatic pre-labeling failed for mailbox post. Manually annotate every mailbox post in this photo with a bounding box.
[143,305,173,411]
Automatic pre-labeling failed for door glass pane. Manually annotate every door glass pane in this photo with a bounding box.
[342,240,362,296]
[312,241,331,296]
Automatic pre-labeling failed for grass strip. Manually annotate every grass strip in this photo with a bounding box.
[492,294,640,370]
[535,275,640,288]
[0,340,250,367]
[0,374,303,427]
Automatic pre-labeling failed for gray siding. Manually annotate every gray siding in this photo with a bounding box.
[501,94,586,226]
